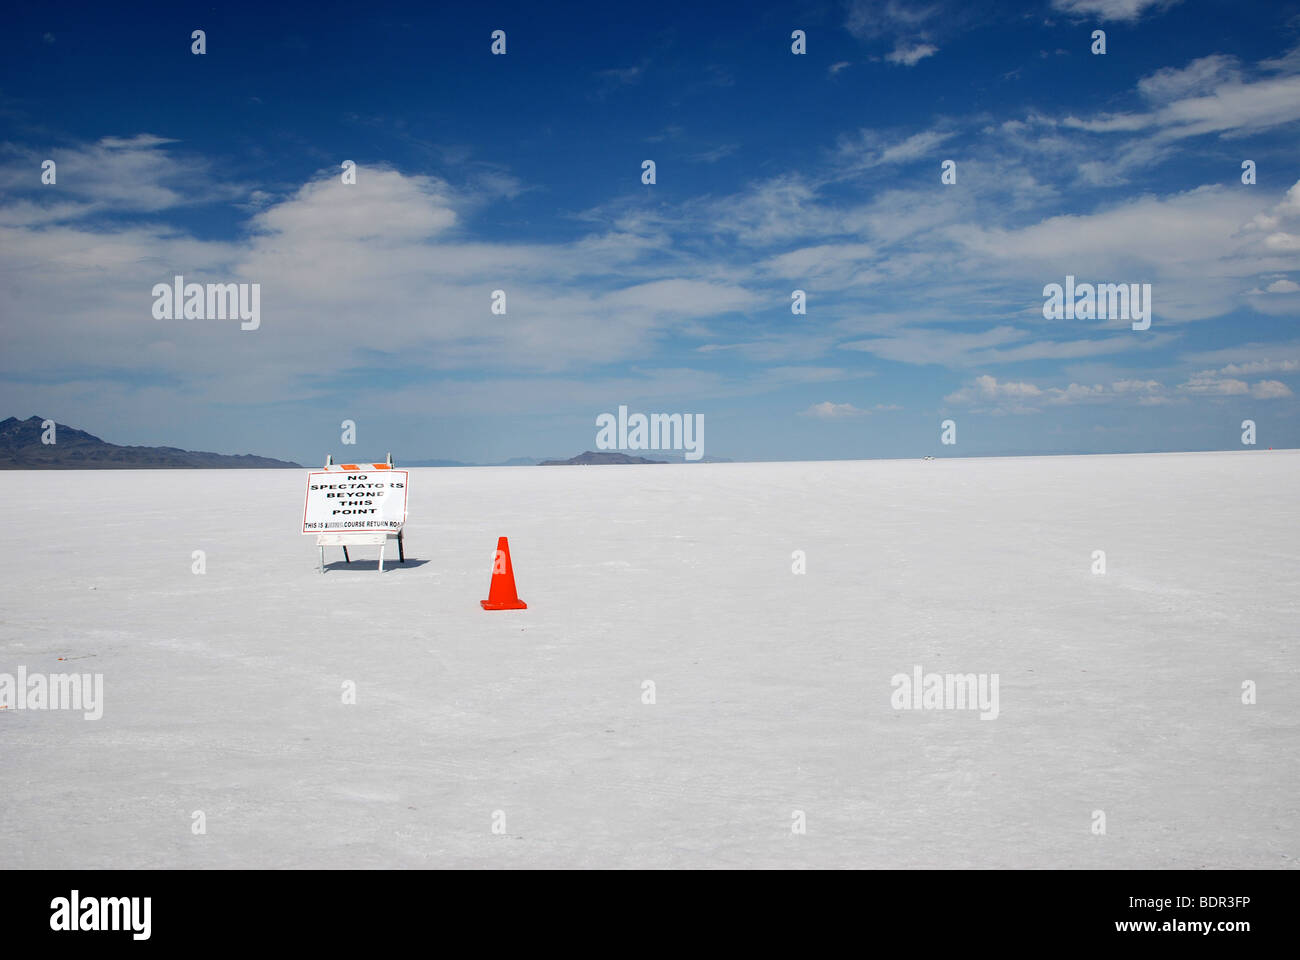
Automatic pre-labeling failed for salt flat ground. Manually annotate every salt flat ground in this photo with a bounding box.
[0,452,1296,869]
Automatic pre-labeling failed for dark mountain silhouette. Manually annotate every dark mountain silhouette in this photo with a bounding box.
[402,457,557,467]
[540,450,667,465]
[0,416,301,469]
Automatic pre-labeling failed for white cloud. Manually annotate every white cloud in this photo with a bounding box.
[842,326,1027,366]
[943,375,1043,413]
[844,2,949,73]
[1180,342,1300,373]
[1222,359,1300,376]
[1180,369,1248,392]
[249,168,457,245]
[703,175,840,245]
[1050,0,1181,21]
[1061,66,1300,143]
[886,42,938,66]
[1155,75,1300,139]
[1138,55,1241,103]
[801,400,898,418]
[1061,113,1155,134]
[841,323,1169,368]
[1260,43,1300,74]
[688,144,739,164]
[4,109,1297,436]
[835,129,953,172]
[845,0,946,40]
[944,182,1300,323]
[945,375,1170,412]
[803,401,869,418]
[0,134,239,214]
[1251,380,1293,399]
[970,336,1169,365]
[760,243,876,281]
[0,160,769,400]
[599,278,760,317]
[1176,375,1293,398]
[1177,372,1292,401]
[1111,378,1164,394]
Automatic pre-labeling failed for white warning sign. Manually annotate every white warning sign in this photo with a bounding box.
[302,470,408,534]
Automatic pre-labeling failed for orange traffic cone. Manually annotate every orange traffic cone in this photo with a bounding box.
[481,536,527,610]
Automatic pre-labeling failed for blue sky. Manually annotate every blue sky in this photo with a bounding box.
[2,0,1299,464]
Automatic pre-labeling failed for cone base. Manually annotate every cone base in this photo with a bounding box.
[480,599,527,610]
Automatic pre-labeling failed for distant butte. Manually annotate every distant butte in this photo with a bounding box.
[539,450,667,465]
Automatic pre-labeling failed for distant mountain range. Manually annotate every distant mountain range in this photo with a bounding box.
[0,416,301,469]
[402,456,551,467]
[540,447,676,463]
[540,450,667,465]
[1,415,732,469]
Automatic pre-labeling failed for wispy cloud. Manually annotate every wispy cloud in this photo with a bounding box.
[945,375,1172,413]
[844,0,947,65]
[595,64,645,85]
[803,401,869,418]
[1060,45,1300,145]
[687,144,739,164]
[1179,375,1293,398]
[1050,0,1182,22]
[845,0,947,40]
[830,128,954,178]
[591,61,650,99]
[0,134,240,215]
[801,400,898,418]
[886,42,938,67]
